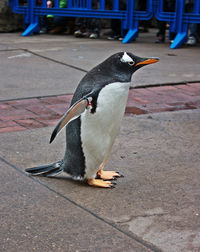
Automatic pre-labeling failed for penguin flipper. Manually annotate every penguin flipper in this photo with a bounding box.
[50,97,92,143]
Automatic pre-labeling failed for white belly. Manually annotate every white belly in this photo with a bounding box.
[81,82,130,179]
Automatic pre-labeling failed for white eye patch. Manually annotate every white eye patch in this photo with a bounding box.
[120,52,134,65]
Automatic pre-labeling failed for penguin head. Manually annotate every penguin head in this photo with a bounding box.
[121,52,158,69]
[106,52,159,81]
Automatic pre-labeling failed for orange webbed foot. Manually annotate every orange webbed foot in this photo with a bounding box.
[87,178,116,188]
[97,169,123,180]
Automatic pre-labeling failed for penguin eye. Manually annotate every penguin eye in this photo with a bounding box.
[128,61,135,66]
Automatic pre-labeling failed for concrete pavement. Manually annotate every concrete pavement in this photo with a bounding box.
[0,32,200,252]
[1,30,200,99]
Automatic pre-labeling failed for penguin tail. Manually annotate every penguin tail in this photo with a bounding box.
[25,161,63,177]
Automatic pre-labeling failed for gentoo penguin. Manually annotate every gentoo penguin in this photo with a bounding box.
[26,52,159,188]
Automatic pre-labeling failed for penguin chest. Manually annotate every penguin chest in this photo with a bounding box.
[80,82,130,179]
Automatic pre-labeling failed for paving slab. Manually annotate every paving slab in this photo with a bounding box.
[31,39,200,87]
[0,160,155,252]
[0,50,84,100]
[0,32,200,100]
[0,44,15,50]
[0,109,200,251]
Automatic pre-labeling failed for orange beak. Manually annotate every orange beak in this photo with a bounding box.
[135,58,159,67]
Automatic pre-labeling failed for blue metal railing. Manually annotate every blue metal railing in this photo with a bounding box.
[8,0,200,49]
[154,0,200,49]
[8,0,153,43]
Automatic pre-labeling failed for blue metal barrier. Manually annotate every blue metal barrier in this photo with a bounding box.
[8,0,153,43]
[8,0,200,49]
[154,0,200,49]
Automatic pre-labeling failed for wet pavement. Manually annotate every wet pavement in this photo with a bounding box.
[0,32,200,252]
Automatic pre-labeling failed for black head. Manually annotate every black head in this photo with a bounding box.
[103,52,159,81]
[72,52,159,103]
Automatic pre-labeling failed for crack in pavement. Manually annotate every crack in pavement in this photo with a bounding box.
[22,48,88,73]
[0,46,88,73]
[0,155,162,252]
[1,47,200,88]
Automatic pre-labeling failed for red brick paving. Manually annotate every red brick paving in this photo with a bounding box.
[0,83,200,133]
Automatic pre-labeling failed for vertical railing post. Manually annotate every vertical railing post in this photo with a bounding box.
[122,0,138,43]
[22,0,39,36]
[99,0,105,10]
[67,0,72,8]
[41,0,46,7]
[170,0,188,49]
[86,0,92,9]
[194,0,200,14]
[113,0,119,11]
[54,0,59,8]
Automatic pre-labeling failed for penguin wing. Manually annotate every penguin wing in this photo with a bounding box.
[49,96,93,143]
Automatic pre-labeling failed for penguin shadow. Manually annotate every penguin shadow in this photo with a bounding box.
[36,173,122,189]
[40,174,87,187]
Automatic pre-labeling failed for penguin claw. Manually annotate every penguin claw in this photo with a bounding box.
[116,172,124,178]
[112,177,118,181]
[110,180,117,185]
